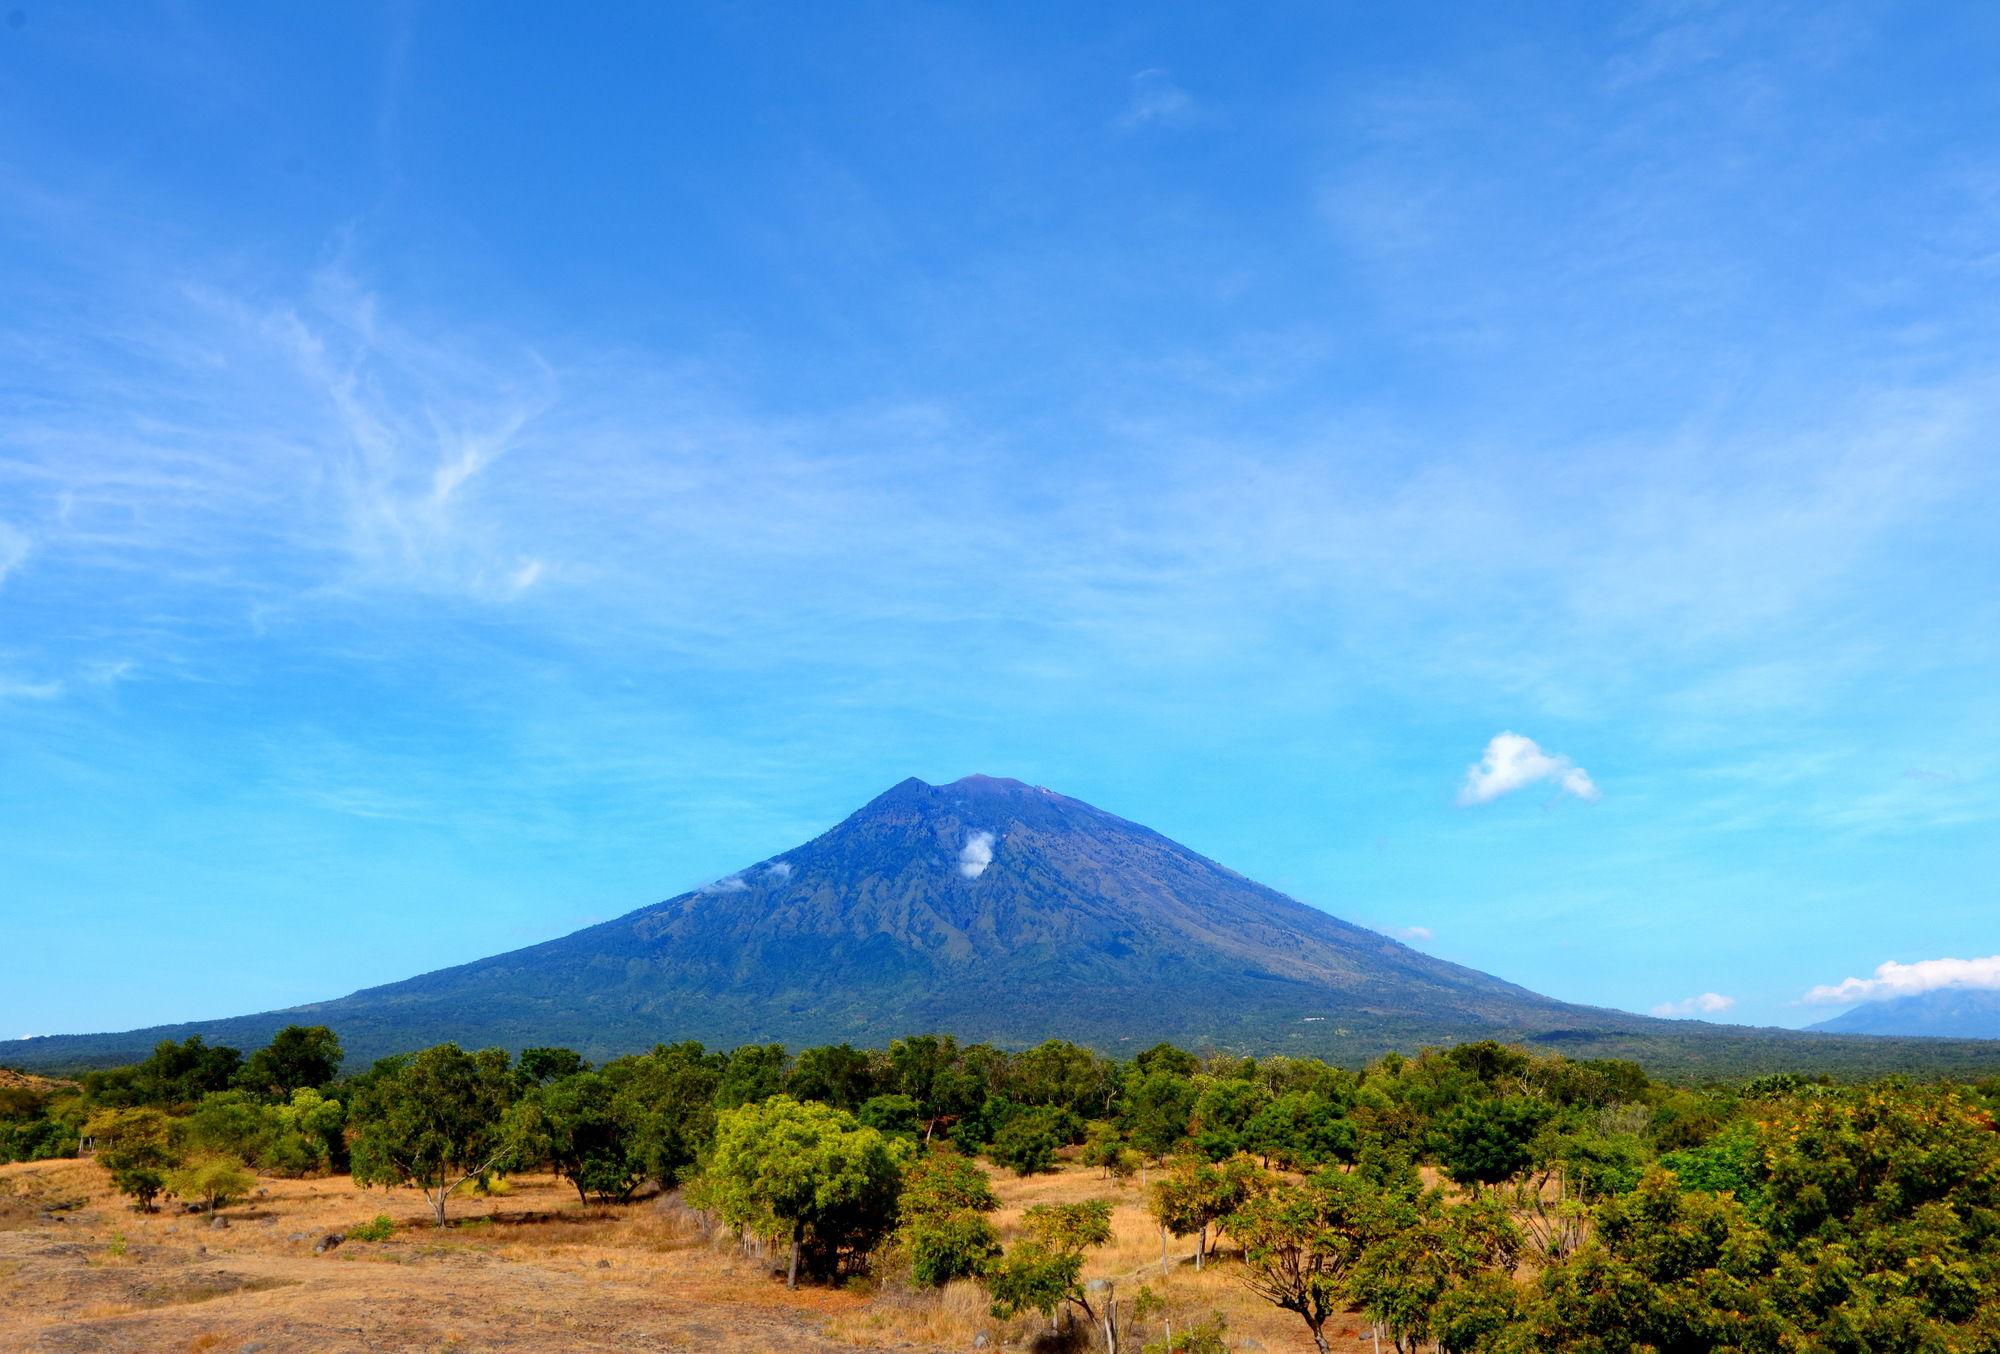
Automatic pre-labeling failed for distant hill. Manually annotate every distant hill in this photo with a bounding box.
[4,775,1998,1077]
[1809,988,2000,1039]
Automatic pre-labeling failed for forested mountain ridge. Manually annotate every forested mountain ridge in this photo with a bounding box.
[6,775,1999,1075]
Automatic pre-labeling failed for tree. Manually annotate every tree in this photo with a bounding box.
[268,1087,345,1176]
[889,1035,987,1142]
[1436,1096,1551,1193]
[1244,1092,1356,1169]
[987,1200,1121,1351]
[508,1070,644,1204]
[989,1105,1078,1176]
[701,1095,910,1289]
[788,1044,882,1111]
[1189,1078,1273,1160]
[857,1093,922,1139]
[1352,1190,1522,1354]
[1229,1168,1379,1354]
[349,1043,515,1227]
[239,1025,342,1098]
[1080,1121,1135,1181]
[515,1046,588,1089]
[1148,1152,1265,1270]
[714,1044,790,1109]
[165,1151,255,1217]
[88,1107,178,1212]
[1122,1070,1197,1160]
[605,1040,722,1188]
[183,1090,277,1162]
[895,1147,1002,1286]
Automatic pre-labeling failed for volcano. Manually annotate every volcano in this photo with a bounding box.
[7,775,1996,1073]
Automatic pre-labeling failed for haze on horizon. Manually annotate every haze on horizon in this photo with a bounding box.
[2,3,1996,1041]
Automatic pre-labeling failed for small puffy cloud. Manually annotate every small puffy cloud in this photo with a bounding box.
[1803,955,2000,1005]
[1390,925,1434,943]
[1119,69,1195,129]
[958,830,995,879]
[1650,992,1736,1018]
[764,861,793,880]
[698,875,749,895]
[508,558,545,594]
[1457,732,1600,806]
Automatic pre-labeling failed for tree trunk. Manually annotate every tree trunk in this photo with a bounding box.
[787,1221,802,1290]
[1160,1224,1170,1276]
[574,1177,590,1206]
[1195,1223,1205,1271]
[431,1187,449,1228]
[1308,1321,1331,1354]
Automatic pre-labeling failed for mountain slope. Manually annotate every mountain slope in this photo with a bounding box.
[5,775,1998,1075]
[1809,988,2000,1038]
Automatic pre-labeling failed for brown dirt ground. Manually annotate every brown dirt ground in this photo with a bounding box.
[0,1156,1381,1353]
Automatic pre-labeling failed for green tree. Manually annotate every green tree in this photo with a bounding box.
[238,1025,343,1098]
[701,1095,910,1288]
[1228,1168,1379,1354]
[856,1093,922,1138]
[714,1044,790,1109]
[349,1043,515,1227]
[989,1105,1079,1176]
[788,1044,882,1111]
[1123,1070,1198,1160]
[508,1070,644,1204]
[605,1040,722,1187]
[1244,1091,1356,1169]
[267,1087,345,1175]
[515,1046,588,1088]
[1148,1152,1265,1270]
[895,1146,1001,1286]
[987,1200,1120,1350]
[165,1150,255,1217]
[1353,1190,1522,1354]
[1189,1078,1273,1160]
[1436,1096,1551,1193]
[183,1090,277,1162]
[87,1107,178,1211]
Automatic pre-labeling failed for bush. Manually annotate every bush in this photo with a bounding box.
[988,1106,1079,1177]
[349,1214,395,1242]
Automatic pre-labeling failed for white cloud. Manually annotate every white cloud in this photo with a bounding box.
[1803,955,2000,1005]
[0,523,27,585]
[958,830,995,879]
[508,558,545,594]
[0,677,64,701]
[698,875,749,895]
[1650,992,1736,1018]
[1390,925,1434,942]
[1457,732,1601,806]
[764,861,793,880]
[1119,69,1195,129]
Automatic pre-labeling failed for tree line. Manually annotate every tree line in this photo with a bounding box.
[4,1029,1997,1350]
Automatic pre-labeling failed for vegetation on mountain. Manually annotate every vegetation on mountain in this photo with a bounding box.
[12,777,1998,1080]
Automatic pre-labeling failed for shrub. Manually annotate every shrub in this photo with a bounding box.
[349,1214,395,1242]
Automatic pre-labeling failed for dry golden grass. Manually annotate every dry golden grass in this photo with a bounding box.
[0,1154,1384,1352]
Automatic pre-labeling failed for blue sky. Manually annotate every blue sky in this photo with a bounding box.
[3,2,1997,1039]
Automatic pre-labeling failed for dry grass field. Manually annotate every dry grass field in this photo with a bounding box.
[0,1154,1380,1353]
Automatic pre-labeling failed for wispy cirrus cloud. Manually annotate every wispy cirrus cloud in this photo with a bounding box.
[1804,955,2000,1006]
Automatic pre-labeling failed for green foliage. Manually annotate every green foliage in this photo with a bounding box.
[1189,1077,1273,1160]
[349,1213,396,1242]
[348,1043,515,1226]
[603,1040,721,1188]
[701,1095,910,1286]
[267,1087,346,1176]
[856,1093,921,1138]
[787,1044,882,1111]
[1436,1095,1552,1191]
[165,1150,255,1215]
[1229,1167,1379,1347]
[183,1090,277,1162]
[987,1104,1079,1176]
[85,1036,242,1109]
[986,1200,1115,1323]
[1245,1090,1356,1168]
[713,1044,789,1109]
[514,1046,588,1088]
[1122,1069,1197,1159]
[88,1106,179,1211]
[238,1025,342,1097]
[507,1070,645,1204]
[895,1147,1001,1286]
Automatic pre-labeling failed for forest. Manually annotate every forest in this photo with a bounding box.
[4,1026,1997,1352]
